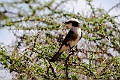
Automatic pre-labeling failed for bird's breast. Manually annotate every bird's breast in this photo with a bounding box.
[70,35,80,47]
[70,27,81,47]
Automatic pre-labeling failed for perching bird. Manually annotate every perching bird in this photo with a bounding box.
[50,18,82,62]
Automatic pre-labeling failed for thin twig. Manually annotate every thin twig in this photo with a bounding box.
[48,61,56,78]
[69,62,97,79]
[65,51,75,80]
[107,2,120,13]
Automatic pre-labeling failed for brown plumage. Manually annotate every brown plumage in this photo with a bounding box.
[50,18,82,62]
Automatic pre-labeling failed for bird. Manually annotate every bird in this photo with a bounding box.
[50,18,82,62]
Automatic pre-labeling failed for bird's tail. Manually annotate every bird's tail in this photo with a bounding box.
[50,52,62,62]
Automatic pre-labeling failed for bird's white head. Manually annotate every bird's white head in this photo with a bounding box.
[64,18,80,28]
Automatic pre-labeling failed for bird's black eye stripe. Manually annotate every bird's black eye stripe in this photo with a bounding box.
[65,21,79,27]
[65,21,72,24]
[72,21,79,27]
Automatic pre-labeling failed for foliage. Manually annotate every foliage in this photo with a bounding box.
[0,0,120,80]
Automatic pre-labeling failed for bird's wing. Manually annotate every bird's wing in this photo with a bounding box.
[50,30,74,62]
[50,29,82,62]
[58,29,74,53]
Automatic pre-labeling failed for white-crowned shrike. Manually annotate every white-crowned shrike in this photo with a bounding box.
[50,18,82,62]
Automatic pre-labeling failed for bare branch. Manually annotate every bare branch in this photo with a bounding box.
[107,2,120,13]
